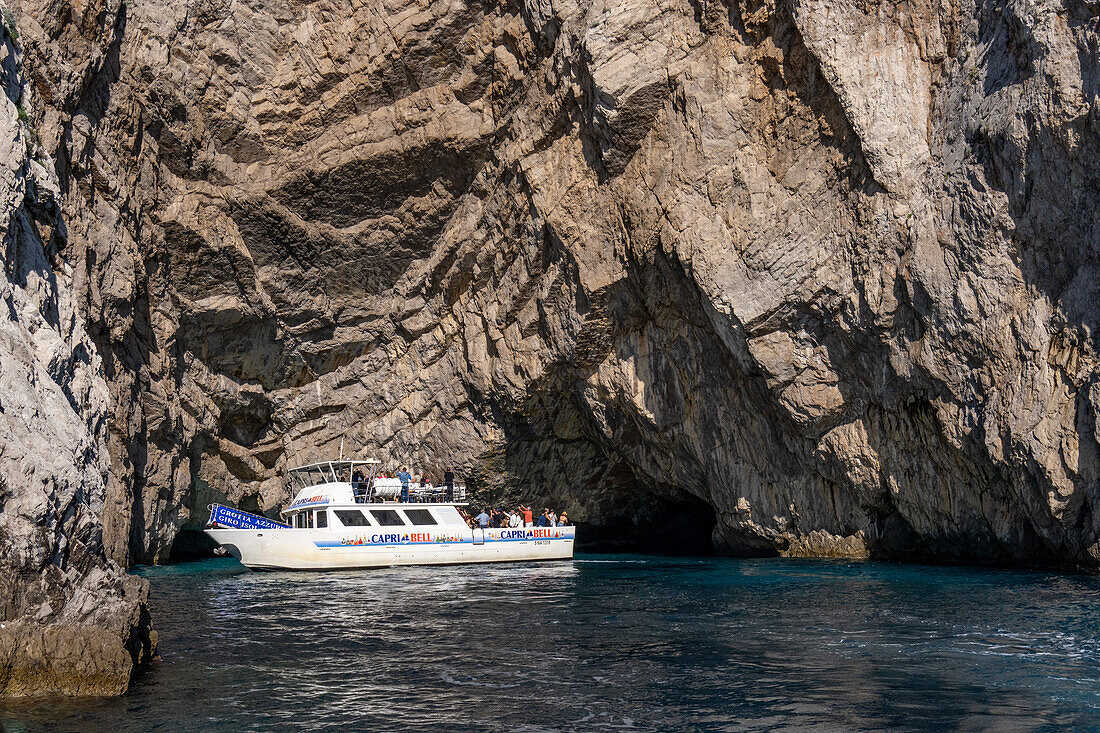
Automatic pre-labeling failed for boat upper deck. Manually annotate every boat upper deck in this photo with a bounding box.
[283,458,467,522]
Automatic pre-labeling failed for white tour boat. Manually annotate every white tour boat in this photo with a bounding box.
[204,459,575,570]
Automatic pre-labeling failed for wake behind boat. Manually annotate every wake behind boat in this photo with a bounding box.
[204,459,575,570]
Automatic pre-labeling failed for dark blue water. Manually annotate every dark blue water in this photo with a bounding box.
[3,555,1100,732]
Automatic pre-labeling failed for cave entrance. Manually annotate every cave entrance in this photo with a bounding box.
[575,490,717,556]
[167,528,219,562]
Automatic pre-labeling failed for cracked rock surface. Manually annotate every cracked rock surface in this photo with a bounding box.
[1,0,1099,696]
[6,0,1100,565]
[0,10,154,697]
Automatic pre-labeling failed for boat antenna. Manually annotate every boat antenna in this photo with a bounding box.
[338,437,344,461]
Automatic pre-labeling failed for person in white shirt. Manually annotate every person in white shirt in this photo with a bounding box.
[508,511,522,528]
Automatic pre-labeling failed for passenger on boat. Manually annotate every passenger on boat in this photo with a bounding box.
[491,508,507,527]
[522,505,533,527]
[557,511,570,526]
[548,509,558,526]
[475,509,490,528]
[397,467,412,502]
[508,510,522,528]
[443,468,454,502]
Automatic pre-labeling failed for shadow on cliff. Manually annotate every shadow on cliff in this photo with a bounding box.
[968,0,1100,340]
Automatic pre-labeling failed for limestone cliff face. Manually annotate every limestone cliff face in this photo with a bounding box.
[0,10,154,696]
[2,0,1099,583]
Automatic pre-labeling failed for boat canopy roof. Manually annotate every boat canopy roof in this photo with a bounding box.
[288,459,380,487]
[289,459,380,474]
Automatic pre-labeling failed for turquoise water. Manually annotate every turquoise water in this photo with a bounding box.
[2,555,1100,731]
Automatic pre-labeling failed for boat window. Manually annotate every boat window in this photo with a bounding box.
[370,509,406,527]
[431,505,467,524]
[335,510,371,527]
[402,509,437,526]
[315,510,328,528]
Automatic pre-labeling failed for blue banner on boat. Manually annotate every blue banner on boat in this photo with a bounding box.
[208,504,289,530]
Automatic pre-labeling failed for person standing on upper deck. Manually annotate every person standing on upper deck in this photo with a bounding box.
[397,466,412,503]
[443,468,454,502]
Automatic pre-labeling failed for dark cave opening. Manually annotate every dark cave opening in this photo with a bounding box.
[575,491,718,556]
[167,528,219,562]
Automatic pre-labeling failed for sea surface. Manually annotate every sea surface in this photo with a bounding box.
[2,555,1100,732]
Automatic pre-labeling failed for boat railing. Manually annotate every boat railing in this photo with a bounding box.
[349,482,466,503]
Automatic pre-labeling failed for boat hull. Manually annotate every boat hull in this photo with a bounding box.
[205,526,574,570]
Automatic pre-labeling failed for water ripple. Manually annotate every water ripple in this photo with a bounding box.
[2,556,1100,731]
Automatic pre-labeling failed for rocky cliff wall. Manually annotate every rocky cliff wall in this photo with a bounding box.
[1,0,1098,608]
[1,0,1098,697]
[0,8,154,697]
